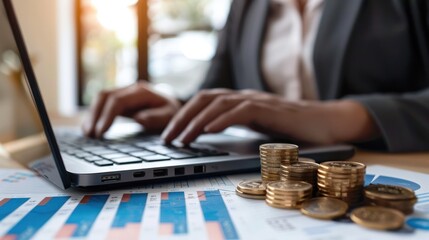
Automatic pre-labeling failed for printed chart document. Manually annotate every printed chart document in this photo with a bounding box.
[0,166,428,240]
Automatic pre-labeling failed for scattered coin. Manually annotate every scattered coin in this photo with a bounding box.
[300,197,348,220]
[364,184,417,215]
[350,206,405,230]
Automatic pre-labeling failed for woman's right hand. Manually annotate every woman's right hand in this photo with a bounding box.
[82,81,181,138]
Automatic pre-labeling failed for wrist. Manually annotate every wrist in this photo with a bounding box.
[324,100,380,143]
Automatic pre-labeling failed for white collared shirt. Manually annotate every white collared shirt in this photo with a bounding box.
[261,0,324,101]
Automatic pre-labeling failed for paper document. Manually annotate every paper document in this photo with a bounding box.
[0,166,428,240]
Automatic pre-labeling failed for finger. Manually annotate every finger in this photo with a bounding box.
[94,83,160,138]
[205,101,267,133]
[133,105,175,132]
[82,89,112,138]
[161,89,232,143]
[177,95,245,144]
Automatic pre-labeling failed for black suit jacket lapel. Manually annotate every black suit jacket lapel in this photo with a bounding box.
[238,0,270,91]
[313,0,364,100]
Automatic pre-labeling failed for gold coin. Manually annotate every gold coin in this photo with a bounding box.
[364,184,416,200]
[267,181,313,193]
[319,161,366,174]
[350,206,405,230]
[235,189,266,200]
[300,197,348,220]
[299,157,316,163]
[317,170,366,179]
[265,199,302,209]
[259,143,299,151]
[266,191,312,198]
[282,162,319,172]
[237,180,266,195]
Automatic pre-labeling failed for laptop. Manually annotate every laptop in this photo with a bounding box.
[1,0,354,190]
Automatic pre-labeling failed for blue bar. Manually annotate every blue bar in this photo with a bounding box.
[199,190,239,240]
[111,193,147,228]
[160,192,187,234]
[63,195,109,237]
[0,198,29,221]
[5,196,70,240]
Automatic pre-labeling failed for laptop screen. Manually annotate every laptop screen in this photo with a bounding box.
[1,0,71,189]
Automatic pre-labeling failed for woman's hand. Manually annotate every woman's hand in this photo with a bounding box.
[83,82,181,138]
[161,89,379,145]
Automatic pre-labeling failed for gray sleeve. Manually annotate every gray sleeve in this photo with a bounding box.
[348,88,429,152]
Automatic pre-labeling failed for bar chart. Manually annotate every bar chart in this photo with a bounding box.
[0,190,238,240]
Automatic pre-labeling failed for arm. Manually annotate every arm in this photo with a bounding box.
[348,89,429,152]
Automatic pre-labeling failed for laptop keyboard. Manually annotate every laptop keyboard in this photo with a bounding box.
[58,135,229,167]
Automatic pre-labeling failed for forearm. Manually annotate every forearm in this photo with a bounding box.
[289,100,380,144]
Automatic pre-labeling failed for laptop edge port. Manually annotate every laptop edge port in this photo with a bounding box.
[175,167,185,176]
[153,169,168,177]
[101,174,121,182]
[194,165,205,174]
[133,171,146,178]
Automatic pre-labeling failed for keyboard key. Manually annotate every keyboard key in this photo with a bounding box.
[111,157,142,164]
[118,147,141,153]
[75,153,93,158]
[84,156,103,162]
[141,155,171,162]
[145,146,176,155]
[167,153,195,159]
[130,151,155,157]
[101,153,129,159]
[108,144,133,149]
[94,160,114,166]
[81,146,109,152]
[91,149,118,155]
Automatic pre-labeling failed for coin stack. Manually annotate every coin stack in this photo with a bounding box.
[317,161,366,206]
[260,144,299,182]
[235,179,266,200]
[280,162,319,188]
[265,181,313,209]
[364,184,417,215]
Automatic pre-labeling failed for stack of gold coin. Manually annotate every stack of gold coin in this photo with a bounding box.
[317,161,366,206]
[260,143,299,182]
[235,180,266,200]
[265,181,313,209]
[280,162,319,187]
[364,184,417,215]
[298,157,316,163]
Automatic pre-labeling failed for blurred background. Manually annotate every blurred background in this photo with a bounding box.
[0,0,231,144]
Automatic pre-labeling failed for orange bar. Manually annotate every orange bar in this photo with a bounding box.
[38,197,51,206]
[55,224,77,238]
[161,193,169,200]
[107,223,140,240]
[206,222,224,240]
[80,196,91,204]
[0,198,10,206]
[121,194,131,203]
[158,223,174,235]
[198,191,206,201]
[1,234,17,240]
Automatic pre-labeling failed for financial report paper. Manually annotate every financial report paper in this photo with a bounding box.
[0,166,428,240]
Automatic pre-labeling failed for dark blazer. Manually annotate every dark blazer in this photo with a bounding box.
[200,0,429,152]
